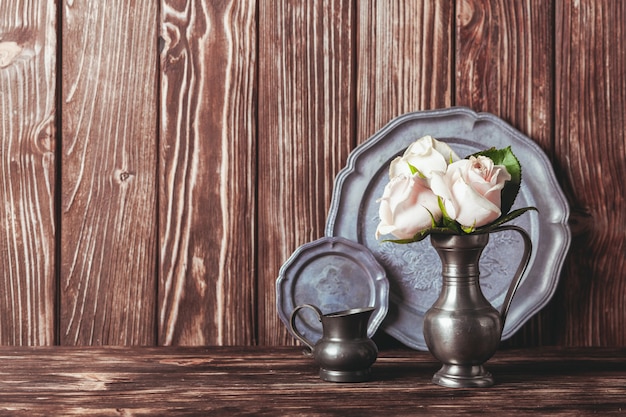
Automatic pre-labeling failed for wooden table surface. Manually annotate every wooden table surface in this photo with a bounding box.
[0,346,623,416]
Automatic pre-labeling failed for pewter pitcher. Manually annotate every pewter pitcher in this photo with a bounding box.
[423,225,532,388]
[290,304,378,382]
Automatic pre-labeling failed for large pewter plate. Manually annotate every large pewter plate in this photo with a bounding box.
[325,107,570,350]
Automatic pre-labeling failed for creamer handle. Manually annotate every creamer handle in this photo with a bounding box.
[289,304,323,354]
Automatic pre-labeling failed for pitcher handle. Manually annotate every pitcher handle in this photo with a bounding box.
[491,225,533,329]
[290,304,323,354]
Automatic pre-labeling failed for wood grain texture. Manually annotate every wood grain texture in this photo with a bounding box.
[257,0,355,345]
[0,0,56,345]
[456,0,553,149]
[356,0,454,142]
[455,0,557,347]
[60,1,158,345]
[0,0,624,350]
[0,346,623,415]
[554,0,626,346]
[159,0,257,345]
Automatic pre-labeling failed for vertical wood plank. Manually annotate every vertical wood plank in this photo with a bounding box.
[456,0,553,147]
[555,0,626,346]
[257,0,355,345]
[356,0,454,142]
[159,0,257,345]
[60,1,158,345]
[455,0,556,347]
[0,0,56,345]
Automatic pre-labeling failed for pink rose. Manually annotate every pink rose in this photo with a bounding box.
[375,175,441,240]
[389,135,460,180]
[431,155,512,228]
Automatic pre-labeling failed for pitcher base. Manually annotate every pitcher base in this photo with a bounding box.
[320,368,371,383]
[432,364,494,388]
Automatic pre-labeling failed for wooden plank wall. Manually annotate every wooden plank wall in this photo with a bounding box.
[0,0,624,347]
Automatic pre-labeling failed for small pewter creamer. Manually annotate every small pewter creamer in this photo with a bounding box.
[423,225,532,388]
[290,304,378,382]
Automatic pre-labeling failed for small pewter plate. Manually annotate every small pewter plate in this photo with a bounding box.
[276,236,390,344]
[325,107,571,350]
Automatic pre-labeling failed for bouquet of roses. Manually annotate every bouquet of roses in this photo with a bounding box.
[375,135,536,243]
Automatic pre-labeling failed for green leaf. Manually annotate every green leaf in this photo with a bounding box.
[437,197,463,233]
[408,162,425,179]
[472,146,522,216]
[382,230,431,244]
[474,206,538,233]
[425,207,439,229]
[382,237,425,244]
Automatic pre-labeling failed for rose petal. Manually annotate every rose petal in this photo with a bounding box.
[389,135,460,180]
[375,175,441,239]
[450,177,502,227]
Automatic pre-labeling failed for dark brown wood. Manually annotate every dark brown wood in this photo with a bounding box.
[60,1,158,345]
[455,0,558,347]
[257,0,355,345]
[356,0,454,142]
[0,346,623,415]
[554,0,626,346]
[456,0,553,147]
[0,0,56,345]
[158,1,257,346]
[0,0,625,349]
